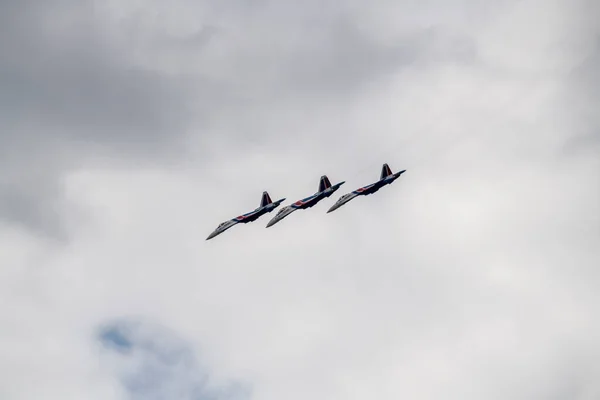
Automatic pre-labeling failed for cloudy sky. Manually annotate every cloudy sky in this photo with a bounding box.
[1,0,599,399]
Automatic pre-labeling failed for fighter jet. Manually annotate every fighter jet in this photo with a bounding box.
[266,175,345,228]
[327,163,405,213]
[206,191,285,240]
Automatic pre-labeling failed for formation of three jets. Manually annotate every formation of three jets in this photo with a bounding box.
[206,163,406,240]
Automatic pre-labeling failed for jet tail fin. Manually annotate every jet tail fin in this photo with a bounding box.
[380,163,393,180]
[318,175,332,192]
[260,191,273,207]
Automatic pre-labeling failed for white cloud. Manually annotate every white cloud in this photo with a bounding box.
[1,0,599,399]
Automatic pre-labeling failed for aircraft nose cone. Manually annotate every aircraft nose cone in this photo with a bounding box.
[206,231,218,240]
[266,215,283,227]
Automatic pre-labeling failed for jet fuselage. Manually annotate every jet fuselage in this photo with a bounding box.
[290,181,345,209]
[353,171,404,196]
[206,197,285,240]
[327,166,405,214]
[266,180,344,228]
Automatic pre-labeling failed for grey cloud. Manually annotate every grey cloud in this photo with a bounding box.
[0,1,207,235]
[281,25,477,96]
[0,1,195,153]
[272,19,417,93]
[0,173,65,238]
[2,3,599,398]
[220,19,477,99]
[562,36,600,154]
[0,0,476,236]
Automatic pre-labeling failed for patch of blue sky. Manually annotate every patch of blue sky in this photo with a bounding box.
[98,319,250,400]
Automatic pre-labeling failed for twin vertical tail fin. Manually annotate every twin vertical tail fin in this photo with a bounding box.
[380,163,393,180]
[318,175,332,192]
[260,191,273,207]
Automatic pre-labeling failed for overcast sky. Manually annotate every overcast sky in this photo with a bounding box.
[1,0,599,399]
